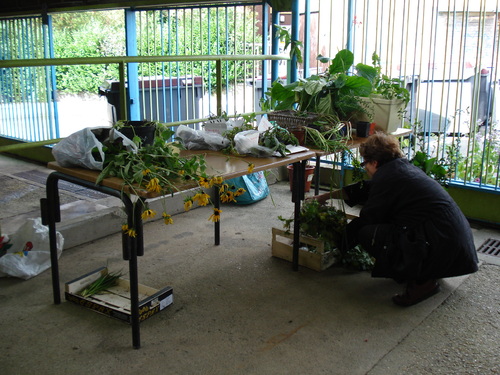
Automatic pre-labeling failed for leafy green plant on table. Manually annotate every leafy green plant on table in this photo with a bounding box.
[261,49,373,123]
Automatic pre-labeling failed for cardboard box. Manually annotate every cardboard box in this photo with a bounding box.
[271,228,338,271]
[65,267,173,324]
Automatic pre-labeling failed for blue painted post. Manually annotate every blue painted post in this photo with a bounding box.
[261,1,269,101]
[271,11,280,83]
[346,0,354,52]
[125,9,140,121]
[303,0,310,78]
[290,0,299,83]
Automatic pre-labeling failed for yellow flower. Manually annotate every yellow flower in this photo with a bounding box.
[211,176,224,186]
[234,188,246,197]
[141,209,156,220]
[184,199,193,211]
[126,228,137,237]
[208,208,222,222]
[247,163,255,173]
[162,212,174,225]
[226,191,236,203]
[198,176,211,188]
[177,170,185,176]
[121,224,129,232]
[142,169,151,176]
[146,177,162,193]
[219,183,229,194]
[193,192,210,206]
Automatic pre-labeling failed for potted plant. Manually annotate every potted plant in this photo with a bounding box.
[262,49,373,126]
[354,52,411,133]
[113,120,159,146]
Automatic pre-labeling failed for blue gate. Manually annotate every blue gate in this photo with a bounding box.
[0,16,59,142]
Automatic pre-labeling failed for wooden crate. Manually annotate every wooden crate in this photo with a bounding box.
[65,267,173,324]
[271,228,338,271]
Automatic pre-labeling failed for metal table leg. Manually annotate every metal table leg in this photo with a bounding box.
[291,161,306,271]
[42,172,144,349]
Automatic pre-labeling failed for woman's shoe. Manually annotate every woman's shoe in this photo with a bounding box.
[392,279,440,307]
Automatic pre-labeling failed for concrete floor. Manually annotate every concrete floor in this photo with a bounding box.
[0,153,499,375]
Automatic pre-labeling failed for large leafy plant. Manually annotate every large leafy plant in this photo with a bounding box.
[261,49,374,121]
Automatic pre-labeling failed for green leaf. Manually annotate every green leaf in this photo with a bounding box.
[355,63,378,84]
[303,78,326,96]
[340,75,373,97]
[329,49,354,75]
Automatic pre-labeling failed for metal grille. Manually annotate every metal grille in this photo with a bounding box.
[302,0,500,192]
[477,238,500,257]
[0,16,58,142]
[133,4,264,123]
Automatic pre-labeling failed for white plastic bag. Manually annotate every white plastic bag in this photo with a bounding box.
[0,218,64,280]
[52,127,137,170]
[234,130,260,154]
[175,124,230,150]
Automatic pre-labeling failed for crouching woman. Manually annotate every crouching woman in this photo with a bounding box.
[313,132,478,306]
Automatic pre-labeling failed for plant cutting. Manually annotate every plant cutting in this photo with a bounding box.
[79,270,123,298]
[96,125,249,237]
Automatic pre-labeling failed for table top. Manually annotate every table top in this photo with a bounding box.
[47,149,317,198]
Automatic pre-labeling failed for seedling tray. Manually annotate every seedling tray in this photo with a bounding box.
[65,267,173,324]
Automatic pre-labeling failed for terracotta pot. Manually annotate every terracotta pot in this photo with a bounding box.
[287,165,315,192]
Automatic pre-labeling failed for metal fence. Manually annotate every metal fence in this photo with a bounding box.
[0,16,58,141]
[1,0,499,192]
[128,4,267,124]
[298,0,500,191]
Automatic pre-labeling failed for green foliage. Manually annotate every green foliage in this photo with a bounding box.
[261,49,373,121]
[96,127,207,194]
[356,52,410,105]
[278,200,374,271]
[456,126,500,185]
[51,7,260,94]
[275,24,303,65]
[137,8,259,88]
[53,11,125,94]
[279,199,347,250]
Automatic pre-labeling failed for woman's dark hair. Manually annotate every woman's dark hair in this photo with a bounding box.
[359,131,404,167]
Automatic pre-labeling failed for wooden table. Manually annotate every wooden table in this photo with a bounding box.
[41,149,316,349]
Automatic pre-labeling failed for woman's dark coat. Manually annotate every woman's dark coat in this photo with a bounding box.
[344,158,478,280]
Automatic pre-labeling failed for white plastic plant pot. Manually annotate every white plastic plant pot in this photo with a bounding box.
[358,96,406,134]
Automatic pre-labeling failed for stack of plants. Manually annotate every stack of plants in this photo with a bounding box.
[278,199,374,271]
